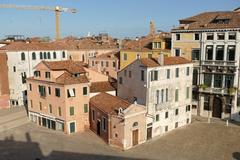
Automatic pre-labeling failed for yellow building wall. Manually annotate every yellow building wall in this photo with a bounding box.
[120,50,171,69]
[172,33,200,61]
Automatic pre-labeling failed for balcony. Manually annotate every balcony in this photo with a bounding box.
[198,86,237,96]
[202,60,237,67]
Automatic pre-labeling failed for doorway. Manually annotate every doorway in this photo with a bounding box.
[212,97,222,118]
[97,120,101,135]
[132,129,139,146]
[147,127,152,140]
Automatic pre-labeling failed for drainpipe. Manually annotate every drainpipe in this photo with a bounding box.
[108,114,111,145]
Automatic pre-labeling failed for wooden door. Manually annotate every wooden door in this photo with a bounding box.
[132,129,139,146]
[212,97,222,118]
[147,127,152,140]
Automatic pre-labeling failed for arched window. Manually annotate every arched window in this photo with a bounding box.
[40,52,43,59]
[47,52,51,59]
[21,52,25,61]
[32,52,36,60]
[133,122,138,127]
[53,52,56,59]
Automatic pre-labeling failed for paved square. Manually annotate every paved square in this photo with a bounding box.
[0,117,240,160]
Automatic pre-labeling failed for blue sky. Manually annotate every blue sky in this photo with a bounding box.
[0,0,239,39]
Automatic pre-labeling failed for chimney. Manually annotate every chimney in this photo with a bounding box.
[158,53,164,66]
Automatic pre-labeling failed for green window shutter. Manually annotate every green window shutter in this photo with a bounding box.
[84,104,88,113]
[70,106,74,116]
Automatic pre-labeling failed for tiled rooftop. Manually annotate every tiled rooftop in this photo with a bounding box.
[90,92,131,115]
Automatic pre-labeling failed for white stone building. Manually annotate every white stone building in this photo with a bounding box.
[117,55,193,139]
[0,42,68,106]
[171,8,240,121]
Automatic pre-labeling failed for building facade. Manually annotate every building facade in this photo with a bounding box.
[88,52,119,79]
[118,55,193,138]
[120,33,171,70]
[171,8,240,121]
[0,42,68,107]
[89,92,146,150]
[27,60,90,134]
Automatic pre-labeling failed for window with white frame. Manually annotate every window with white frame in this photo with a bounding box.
[67,88,76,98]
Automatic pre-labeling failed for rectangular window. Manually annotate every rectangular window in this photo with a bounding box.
[123,53,127,61]
[216,45,224,60]
[83,87,88,95]
[186,67,190,76]
[55,88,61,97]
[161,89,164,103]
[156,114,159,121]
[165,112,168,119]
[227,46,235,61]
[217,33,225,40]
[13,66,16,72]
[176,34,180,40]
[175,122,178,128]
[156,90,160,104]
[214,74,223,88]
[186,87,190,99]
[229,33,236,40]
[175,109,179,115]
[102,117,107,131]
[39,102,42,111]
[30,100,33,108]
[175,49,180,57]
[175,68,179,78]
[48,87,51,95]
[166,88,168,102]
[154,71,158,81]
[204,74,212,87]
[29,84,32,91]
[129,71,132,78]
[106,61,109,67]
[84,104,88,113]
[141,70,144,81]
[207,33,214,40]
[186,105,191,112]
[62,51,66,58]
[119,77,123,84]
[45,72,51,78]
[194,33,200,40]
[167,69,170,79]
[21,72,27,84]
[34,71,41,77]
[70,106,74,116]
[49,104,52,113]
[204,96,210,110]
[206,46,213,60]
[67,88,76,98]
[165,126,168,132]
[175,89,179,102]
[58,107,62,116]
[192,49,200,60]
[101,61,104,67]
[113,62,116,68]
[38,85,46,97]
[148,53,152,58]
[124,70,127,76]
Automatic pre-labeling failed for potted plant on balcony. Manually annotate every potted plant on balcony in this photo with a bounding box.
[228,87,237,95]
[198,84,208,91]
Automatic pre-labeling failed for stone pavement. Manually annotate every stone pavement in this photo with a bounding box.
[0,114,239,160]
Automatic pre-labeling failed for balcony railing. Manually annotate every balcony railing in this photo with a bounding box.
[202,60,236,67]
[199,87,237,96]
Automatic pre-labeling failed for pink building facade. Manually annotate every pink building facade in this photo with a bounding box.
[27,60,90,134]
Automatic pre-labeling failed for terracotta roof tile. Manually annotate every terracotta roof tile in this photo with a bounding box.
[90,93,131,115]
[140,56,191,67]
[0,41,65,51]
[43,60,86,74]
[56,72,89,85]
[90,81,116,93]
[173,10,240,31]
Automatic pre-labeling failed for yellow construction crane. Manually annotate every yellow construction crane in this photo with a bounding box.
[0,4,77,39]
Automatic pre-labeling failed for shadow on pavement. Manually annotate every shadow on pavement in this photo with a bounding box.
[233,152,240,160]
[0,132,146,160]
